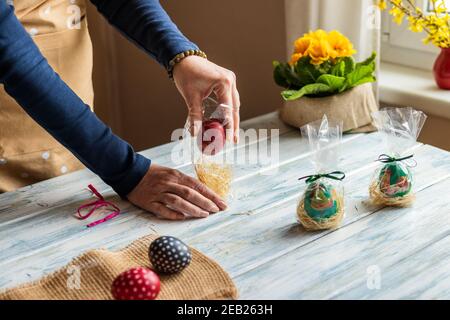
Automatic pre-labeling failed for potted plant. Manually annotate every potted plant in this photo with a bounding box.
[273,30,378,133]
[378,0,450,89]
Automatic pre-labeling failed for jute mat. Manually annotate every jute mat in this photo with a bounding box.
[0,234,238,300]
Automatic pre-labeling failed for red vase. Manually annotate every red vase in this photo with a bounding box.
[434,48,450,90]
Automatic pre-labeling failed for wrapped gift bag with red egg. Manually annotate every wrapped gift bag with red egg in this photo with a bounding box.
[184,95,234,200]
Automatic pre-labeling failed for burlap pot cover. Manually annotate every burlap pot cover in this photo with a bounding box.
[0,234,238,300]
[279,83,379,133]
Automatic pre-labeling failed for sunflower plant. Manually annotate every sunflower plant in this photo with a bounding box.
[274,30,377,101]
[377,0,450,49]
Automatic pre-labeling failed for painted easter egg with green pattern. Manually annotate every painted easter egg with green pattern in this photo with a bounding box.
[304,182,340,221]
[378,162,412,198]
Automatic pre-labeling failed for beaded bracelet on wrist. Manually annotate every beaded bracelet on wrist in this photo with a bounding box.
[167,49,207,79]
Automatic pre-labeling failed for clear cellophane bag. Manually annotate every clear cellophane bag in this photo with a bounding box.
[369,107,427,207]
[298,115,345,231]
[184,96,234,201]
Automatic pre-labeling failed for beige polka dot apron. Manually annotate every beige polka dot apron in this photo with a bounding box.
[0,0,94,192]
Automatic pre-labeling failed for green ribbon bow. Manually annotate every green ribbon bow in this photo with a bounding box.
[377,154,417,168]
[377,154,414,163]
[298,171,346,184]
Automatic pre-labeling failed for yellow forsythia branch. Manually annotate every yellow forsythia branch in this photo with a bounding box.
[377,0,450,48]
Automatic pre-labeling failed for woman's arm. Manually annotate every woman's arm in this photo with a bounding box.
[0,1,150,197]
[90,0,198,69]
[0,1,226,219]
[90,0,241,143]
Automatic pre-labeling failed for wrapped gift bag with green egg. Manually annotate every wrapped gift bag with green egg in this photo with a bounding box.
[369,108,427,207]
[297,115,346,231]
[274,30,379,133]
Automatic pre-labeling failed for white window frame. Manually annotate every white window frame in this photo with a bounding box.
[381,0,448,70]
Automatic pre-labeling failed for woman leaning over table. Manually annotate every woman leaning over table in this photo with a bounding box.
[0,0,240,219]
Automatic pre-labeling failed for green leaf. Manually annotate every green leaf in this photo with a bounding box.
[344,52,377,88]
[294,56,322,84]
[346,62,376,88]
[338,82,349,93]
[273,62,304,89]
[281,83,332,101]
[275,52,377,98]
[316,60,334,75]
[273,62,290,88]
[359,51,377,67]
[342,56,356,75]
[331,60,345,77]
[351,75,377,87]
[317,74,346,92]
[284,65,305,88]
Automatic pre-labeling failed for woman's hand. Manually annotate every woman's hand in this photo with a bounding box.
[127,164,227,220]
[128,57,238,220]
[173,55,240,143]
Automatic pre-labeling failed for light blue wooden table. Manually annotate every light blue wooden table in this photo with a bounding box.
[1,112,450,299]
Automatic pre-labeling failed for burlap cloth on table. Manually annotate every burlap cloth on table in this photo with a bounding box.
[0,235,238,300]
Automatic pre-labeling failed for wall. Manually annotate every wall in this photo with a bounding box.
[416,116,450,151]
[87,1,287,151]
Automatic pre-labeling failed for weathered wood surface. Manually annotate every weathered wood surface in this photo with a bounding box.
[1,111,449,300]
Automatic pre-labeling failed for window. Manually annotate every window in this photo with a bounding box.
[381,0,450,70]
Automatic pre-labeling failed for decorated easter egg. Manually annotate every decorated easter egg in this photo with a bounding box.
[378,162,412,198]
[111,267,160,300]
[198,119,226,156]
[149,236,192,274]
[304,182,340,221]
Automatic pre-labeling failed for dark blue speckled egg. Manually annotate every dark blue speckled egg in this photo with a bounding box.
[149,236,192,274]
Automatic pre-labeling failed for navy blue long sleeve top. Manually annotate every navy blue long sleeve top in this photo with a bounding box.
[0,0,198,197]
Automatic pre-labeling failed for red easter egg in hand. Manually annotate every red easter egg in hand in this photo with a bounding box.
[199,119,226,156]
[111,267,160,300]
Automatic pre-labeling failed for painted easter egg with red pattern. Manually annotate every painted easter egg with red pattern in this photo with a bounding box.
[304,182,340,221]
[198,119,226,156]
[378,162,412,198]
[111,267,160,300]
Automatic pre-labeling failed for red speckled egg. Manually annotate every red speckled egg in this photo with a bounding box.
[199,119,226,155]
[111,267,160,300]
